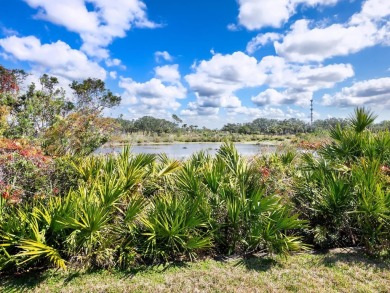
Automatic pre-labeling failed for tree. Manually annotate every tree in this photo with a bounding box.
[238,125,251,134]
[1,66,122,155]
[0,65,27,136]
[42,111,119,156]
[222,123,240,134]
[70,78,120,111]
[0,65,26,95]
[116,116,138,133]
[134,116,177,135]
[5,74,72,138]
[172,114,182,124]
[374,120,390,131]
[43,78,121,155]
[313,118,348,131]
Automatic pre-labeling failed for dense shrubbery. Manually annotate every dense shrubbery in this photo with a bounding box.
[0,108,389,274]
[0,139,53,201]
[0,139,80,201]
[42,109,119,156]
[0,143,306,272]
[293,108,390,253]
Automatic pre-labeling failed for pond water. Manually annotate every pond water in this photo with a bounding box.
[95,143,277,159]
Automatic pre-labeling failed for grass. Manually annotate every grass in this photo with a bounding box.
[109,132,296,146]
[1,250,389,292]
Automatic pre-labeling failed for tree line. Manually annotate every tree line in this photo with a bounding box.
[116,115,390,136]
[221,118,345,135]
[116,115,203,135]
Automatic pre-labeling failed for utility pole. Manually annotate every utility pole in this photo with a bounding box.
[310,98,313,126]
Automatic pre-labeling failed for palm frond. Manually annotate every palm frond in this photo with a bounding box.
[16,239,66,269]
[349,107,377,133]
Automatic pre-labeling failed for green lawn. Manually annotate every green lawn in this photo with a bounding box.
[1,250,389,293]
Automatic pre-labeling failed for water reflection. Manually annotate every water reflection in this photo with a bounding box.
[95,143,277,159]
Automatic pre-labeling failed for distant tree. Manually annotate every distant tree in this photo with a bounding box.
[134,116,178,135]
[313,118,348,131]
[221,117,310,135]
[116,116,137,133]
[238,125,251,134]
[222,123,240,133]
[172,114,183,124]
[374,120,390,131]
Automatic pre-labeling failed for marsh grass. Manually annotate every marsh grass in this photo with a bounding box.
[110,132,293,145]
[1,251,389,293]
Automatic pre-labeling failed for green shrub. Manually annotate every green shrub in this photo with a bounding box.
[140,193,211,261]
[293,108,390,253]
[0,139,52,200]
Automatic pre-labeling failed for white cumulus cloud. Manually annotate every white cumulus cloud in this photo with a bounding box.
[246,33,282,54]
[182,51,354,115]
[119,77,186,110]
[105,58,123,68]
[274,20,382,63]
[350,0,390,24]
[236,0,339,30]
[119,65,186,115]
[259,56,354,92]
[274,0,390,63]
[109,71,117,79]
[321,77,390,107]
[183,51,266,115]
[154,51,173,62]
[251,88,313,107]
[0,35,106,80]
[227,105,299,120]
[23,0,158,58]
[154,64,181,84]
[180,101,219,117]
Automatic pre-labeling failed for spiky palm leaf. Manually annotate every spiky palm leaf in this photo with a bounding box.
[349,107,377,133]
[141,193,211,260]
[16,239,66,269]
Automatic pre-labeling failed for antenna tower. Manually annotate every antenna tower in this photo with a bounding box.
[310,99,313,126]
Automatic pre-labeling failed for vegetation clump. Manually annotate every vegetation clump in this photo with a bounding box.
[0,143,306,272]
[293,108,390,253]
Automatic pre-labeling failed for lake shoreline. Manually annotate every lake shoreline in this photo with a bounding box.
[102,140,286,148]
[95,142,281,158]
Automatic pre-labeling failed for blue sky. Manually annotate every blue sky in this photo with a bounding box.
[0,0,389,128]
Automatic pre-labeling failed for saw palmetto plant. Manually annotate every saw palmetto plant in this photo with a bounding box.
[293,108,390,252]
